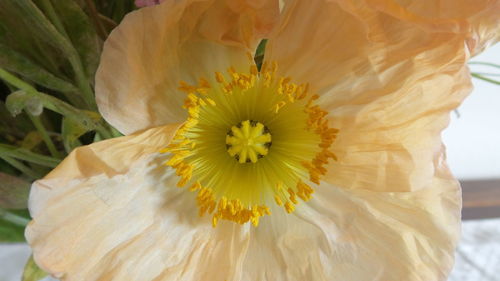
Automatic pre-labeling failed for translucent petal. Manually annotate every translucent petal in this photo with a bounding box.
[242,174,460,281]
[96,0,279,134]
[265,0,498,191]
[26,125,252,280]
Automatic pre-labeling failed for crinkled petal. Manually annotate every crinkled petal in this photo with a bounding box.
[266,0,499,91]
[26,125,252,281]
[243,158,460,281]
[265,0,498,191]
[345,0,500,56]
[26,122,459,281]
[96,0,279,135]
[39,124,180,182]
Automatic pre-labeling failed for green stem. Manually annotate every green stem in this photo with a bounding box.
[98,14,117,29]
[36,0,96,109]
[471,73,500,85]
[0,143,60,168]
[0,68,111,137]
[28,114,62,159]
[0,68,33,92]
[472,72,500,77]
[38,0,70,38]
[84,0,109,39]
[0,209,30,227]
[0,156,39,179]
[13,0,97,110]
[110,126,123,138]
[95,126,113,139]
[469,62,500,68]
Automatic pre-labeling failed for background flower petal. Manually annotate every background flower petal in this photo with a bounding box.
[264,0,499,191]
[243,170,460,281]
[96,0,279,135]
[26,126,252,281]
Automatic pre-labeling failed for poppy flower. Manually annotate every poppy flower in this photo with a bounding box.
[26,0,499,280]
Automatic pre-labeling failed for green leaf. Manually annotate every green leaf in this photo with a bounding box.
[0,100,33,141]
[0,143,60,168]
[0,209,29,242]
[5,0,96,110]
[469,62,500,68]
[0,68,105,134]
[255,39,268,58]
[95,0,136,23]
[0,158,18,175]
[51,0,102,80]
[0,172,30,209]
[0,218,26,242]
[471,73,500,85]
[254,39,267,71]
[61,111,100,152]
[0,43,77,93]
[21,131,44,150]
[0,2,67,77]
[5,90,44,117]
[22,255,48,281]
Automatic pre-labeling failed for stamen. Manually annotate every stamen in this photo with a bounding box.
[161,62,338,227]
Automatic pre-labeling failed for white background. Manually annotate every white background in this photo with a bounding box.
[443,44,500,180]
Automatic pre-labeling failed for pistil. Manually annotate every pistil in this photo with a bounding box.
[226,120,272,163]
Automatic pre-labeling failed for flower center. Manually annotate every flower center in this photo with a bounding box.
[161,62,338,227]
[226,120,272,163]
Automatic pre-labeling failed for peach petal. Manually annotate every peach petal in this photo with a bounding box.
[96,0,279,135]
[265,0,498,191]
[242,173,460,280]
[27,125,252,280]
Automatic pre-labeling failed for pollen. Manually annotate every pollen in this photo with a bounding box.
[161,62,338,227]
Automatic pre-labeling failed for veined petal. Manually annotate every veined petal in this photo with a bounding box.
[26,125,252,281]
[242,162,460,281]
[27,136,459,281]
[264,0,498,191]
[41,124,181,183]
[342,0,500,56]
[96,0,279,135]
[266,0,499,91]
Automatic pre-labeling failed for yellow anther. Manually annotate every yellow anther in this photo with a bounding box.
[284,202,295,213]
[250,65,258,75]
[198,77,211,89]
[189,182,202,192]
[161,62,337,227]
[178,81,197,93]
[274,101,286,113]
[177,176,190,187]
[215,72,225,83]
[274,195,283,206]
[185,118,198,128]
[276,182,283,191]
[205,98,216,106]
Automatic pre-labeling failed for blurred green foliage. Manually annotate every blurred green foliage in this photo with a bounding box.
[0,0,135,245]
[22,255,48,281]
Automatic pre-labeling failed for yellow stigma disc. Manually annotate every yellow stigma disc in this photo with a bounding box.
[226,120,272,163]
